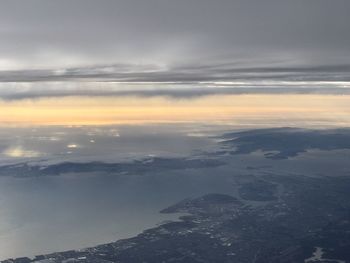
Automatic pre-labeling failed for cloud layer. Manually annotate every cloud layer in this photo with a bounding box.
[0,0,349,98]
[1,0,349,69]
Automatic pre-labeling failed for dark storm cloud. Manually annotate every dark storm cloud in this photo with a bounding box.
[0,0,349,96]
[1,0,349,68]
[1,62,350,83]
[2,82,350,101]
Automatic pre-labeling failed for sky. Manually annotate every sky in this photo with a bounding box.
[0,94,349,127]
[0,0,349,125]
[0,1,349,81]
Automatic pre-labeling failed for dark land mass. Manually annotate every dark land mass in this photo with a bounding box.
[220,127,350,159]
[3,174,350,263]
[0,157,224,178]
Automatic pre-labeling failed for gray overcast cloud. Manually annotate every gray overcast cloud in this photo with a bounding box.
[0,0,349,94]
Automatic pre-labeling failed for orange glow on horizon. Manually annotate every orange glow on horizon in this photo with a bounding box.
[1,94,350,127]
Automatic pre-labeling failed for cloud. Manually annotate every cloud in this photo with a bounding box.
[0,0,349,99]
[1,63,350,83]
[1,81,350,101]
[0,0,349,70]
[0,62,349,100]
